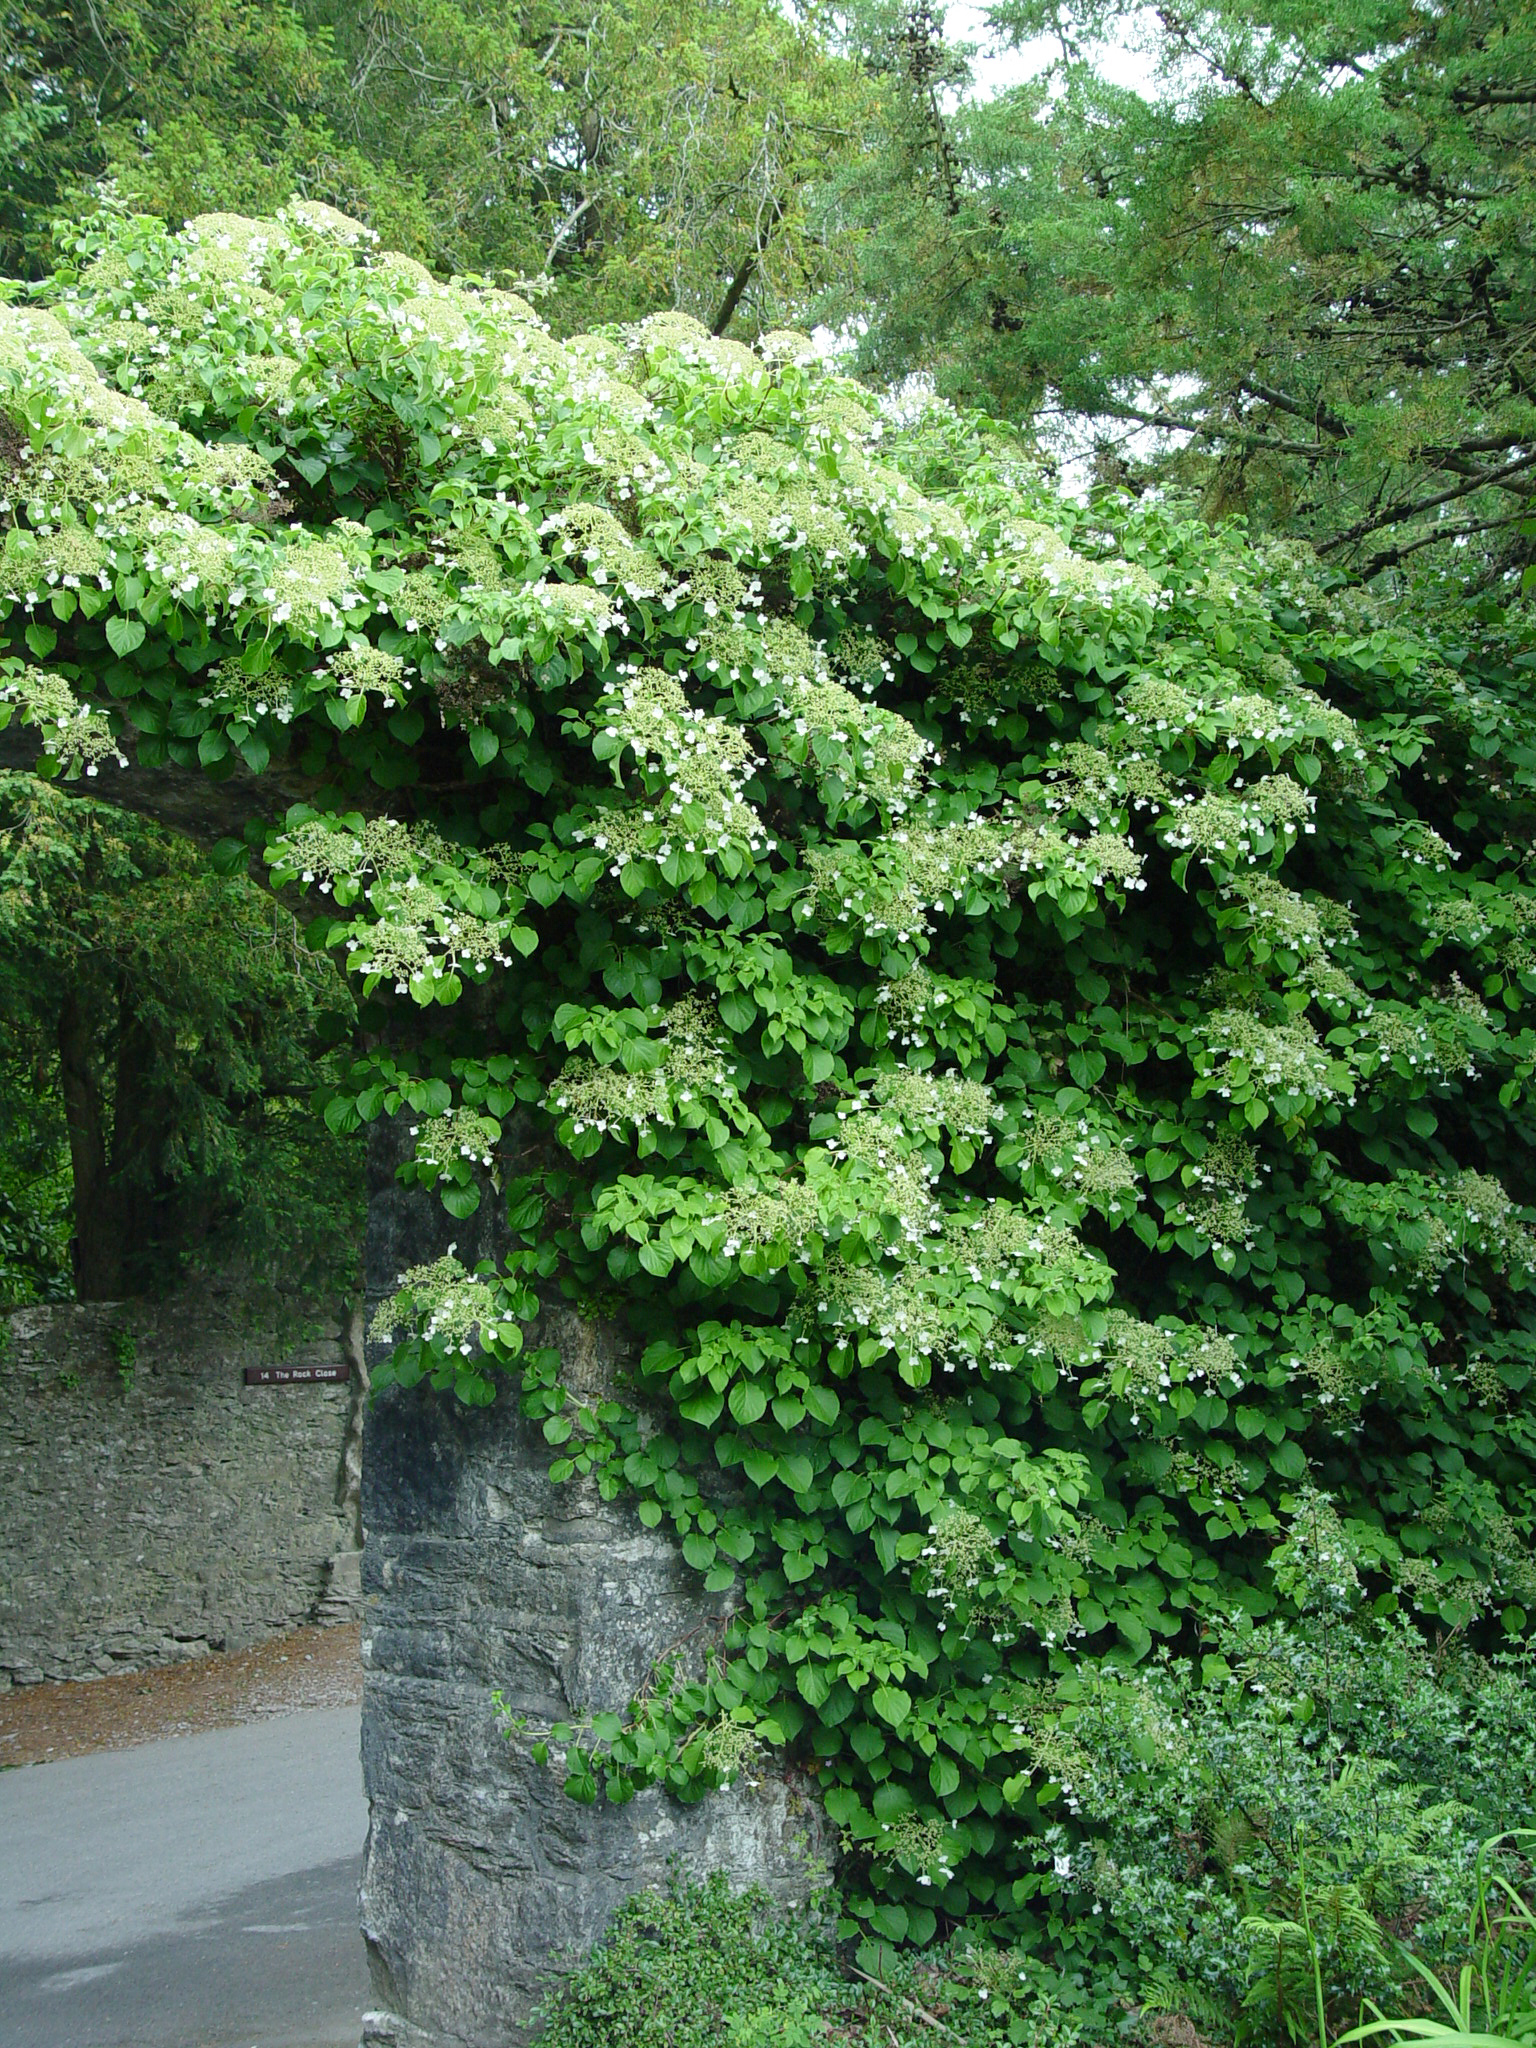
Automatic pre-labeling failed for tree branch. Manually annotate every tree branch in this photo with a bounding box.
[1322,450,1536,556]
[0,721,299,847]
[710,194,785,336]
[544,192,600,271]
[1452,82,1536,108]
[1089,401,1348,462]
[1355,511,1532,581]
[1240,381,1353,441]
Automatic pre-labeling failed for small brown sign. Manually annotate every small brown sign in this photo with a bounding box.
[244,1362,350,1387]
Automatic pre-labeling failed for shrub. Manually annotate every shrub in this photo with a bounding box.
[1041,1602,1536,2043]
[4,204,1535,1976]
[529,1869,1094,2048]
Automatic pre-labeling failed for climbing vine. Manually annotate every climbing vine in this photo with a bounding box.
[5,204,1536,1959]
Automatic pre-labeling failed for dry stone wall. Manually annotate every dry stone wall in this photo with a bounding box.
[0,1289,363,1688]
[358,1116,831,2048]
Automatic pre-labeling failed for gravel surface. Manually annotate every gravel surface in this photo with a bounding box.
[0,1622,362,1768]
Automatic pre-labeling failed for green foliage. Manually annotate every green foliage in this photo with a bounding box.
[1338,1833,1536,2048]
[0,0,433,278]
[831,0,1536,605]
[528,1868,1094,2047]
[0,0,867,340]
[1033,1595,1536,2044]
[0,774,364,1302]
[528,1875,848,2048]
[0,1033,72,1304]
[5,206,1536,1981]
[532,1616,1536,2048]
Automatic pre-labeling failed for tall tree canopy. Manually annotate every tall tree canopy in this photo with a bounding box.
[3,206,1535,1978]
[1,0,868,336]
[834,0,1536,600]
[0,0,430,276]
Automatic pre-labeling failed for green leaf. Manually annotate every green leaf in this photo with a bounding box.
[871,1685,911,1728]
[802,1384,840,1426]
[796,1662,831,1706]
[742,1448,777,1488]
[930,1755,960,1797]
[105,615,146,658]
[728,1380,768,1425]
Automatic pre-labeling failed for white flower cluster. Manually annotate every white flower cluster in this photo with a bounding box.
[1019,1114,1139,1208]
[316,644,412,707]
[344,896,522,994]
[950,1205,1095,1281]
[873,965,1000,1058]
[538,504,664,597]
[1162,774,1314,864]
[577,664,772,877]
[369,1253,519,1358]
[1042,741,1169,826]
[1200,1008,1351,1107]
[871,1068,996,1145]
[1086,1311,1242,1426]
[1219,875,1356,955]
[0,667,127,776]
[410,1109,500,1177]
[984,517,1161,630]
[1168,1128,1263,1247]
[799,805,1143,947]
[547,997,742,1143]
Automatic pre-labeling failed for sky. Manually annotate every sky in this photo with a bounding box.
[943,1,1161,101]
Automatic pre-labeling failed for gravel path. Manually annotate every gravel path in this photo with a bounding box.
[0,1622,362,1769]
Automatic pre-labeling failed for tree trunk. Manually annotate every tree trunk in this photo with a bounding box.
[57,988,126,1299]
[106,1007,164,1292]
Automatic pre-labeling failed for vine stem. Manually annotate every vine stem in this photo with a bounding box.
[847,1964,957,2035]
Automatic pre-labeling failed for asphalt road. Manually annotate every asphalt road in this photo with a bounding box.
[0,1706,371,2048]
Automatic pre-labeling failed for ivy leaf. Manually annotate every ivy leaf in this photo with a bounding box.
[742,1448,778,1488]
[869,1903,909,1941]
[803,1385,840,1426]
[1270,1440,1307,1479]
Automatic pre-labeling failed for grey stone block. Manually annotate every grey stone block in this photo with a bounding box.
[358,1117,830,2045]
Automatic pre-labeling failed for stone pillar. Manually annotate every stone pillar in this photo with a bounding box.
[357,1120,828,2048]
